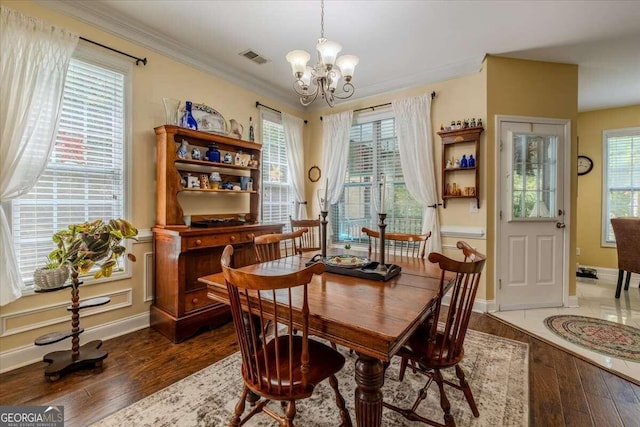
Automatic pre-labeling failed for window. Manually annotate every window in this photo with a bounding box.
[331,112,422,245]
[602,127,640,245]
[9,47,131,288]
[261,110,293,228]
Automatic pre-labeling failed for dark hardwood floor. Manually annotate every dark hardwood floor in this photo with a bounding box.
[1,313,638,426]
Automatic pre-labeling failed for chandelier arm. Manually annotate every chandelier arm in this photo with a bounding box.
[300,89,320,107]
[332,82,356,100]
[292,80,319,98]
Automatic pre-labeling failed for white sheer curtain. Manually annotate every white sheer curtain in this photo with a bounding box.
[320,110,353,205]
[0,7,78,305]
[282,112,307,219]
[392,93,441,255]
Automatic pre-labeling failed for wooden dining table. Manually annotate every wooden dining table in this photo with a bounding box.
[199,248,451,427]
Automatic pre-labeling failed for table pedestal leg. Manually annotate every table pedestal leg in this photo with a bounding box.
[354,354,385,427]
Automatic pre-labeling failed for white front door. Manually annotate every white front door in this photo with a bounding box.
[497,119,569,310]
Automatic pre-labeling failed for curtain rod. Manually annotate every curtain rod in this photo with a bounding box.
[255,101,308,124]
[80,37,147,66]
[320,91,436,120]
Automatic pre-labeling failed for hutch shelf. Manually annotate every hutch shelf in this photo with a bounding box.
[152,125,282,342]
[438,126,483,208]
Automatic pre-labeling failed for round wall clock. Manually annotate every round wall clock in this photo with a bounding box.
[577,155,593,176]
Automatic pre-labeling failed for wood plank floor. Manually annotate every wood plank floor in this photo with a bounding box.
[1,313,638,426]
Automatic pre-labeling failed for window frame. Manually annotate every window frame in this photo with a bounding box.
[259,109,293,229]
[7,45,133,294]
[330,108,423,245]
[601,126,640,247]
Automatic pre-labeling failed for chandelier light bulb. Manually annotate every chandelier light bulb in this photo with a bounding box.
[285,50,311,77]
[301,66,313,88]
[316,38,342,68]
[336,55,359,82]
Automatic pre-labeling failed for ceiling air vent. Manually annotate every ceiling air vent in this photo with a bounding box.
[240,49,270,65]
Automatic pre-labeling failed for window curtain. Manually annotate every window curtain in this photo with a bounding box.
[282,112,307,219]
[392,93,441,255]
[321,110,353,205]
[0,7,78,305]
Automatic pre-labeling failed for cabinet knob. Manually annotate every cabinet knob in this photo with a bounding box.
[192,297,198,304]
[230,235,236,242]
[195,239,202,246]
[247,233,254,240]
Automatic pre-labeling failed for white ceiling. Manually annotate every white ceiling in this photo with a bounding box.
[41,0,640,112]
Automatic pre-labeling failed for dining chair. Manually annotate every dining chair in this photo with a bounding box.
[361,227,431,259]
[254,228,307,262]
[383,241,486,427]
[610,217,640,298]
[290,215,322,254]
[220,245,352,427]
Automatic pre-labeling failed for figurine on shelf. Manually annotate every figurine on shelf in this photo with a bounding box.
[176,139,188,159]
[205,144,220,163]
[454,158,461,168]
[248,154,258,168]
[190,148,201,160]
[470,118,477,128]
[235,151,242,166]
[223,152,232,164]
[477,118,483,128]
[445,159,453,169]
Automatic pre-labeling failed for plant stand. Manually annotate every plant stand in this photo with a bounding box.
[34,273,110,381]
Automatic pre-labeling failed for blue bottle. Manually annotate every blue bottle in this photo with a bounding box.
[181,101,198,130]
[460,155,468,168]
[206,145,220,162]
[468,154,475,168]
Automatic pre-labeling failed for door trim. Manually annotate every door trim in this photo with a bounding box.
[494,115,572,310]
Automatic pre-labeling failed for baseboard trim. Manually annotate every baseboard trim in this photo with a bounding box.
[442,295,491,313]
[0,312,150,374]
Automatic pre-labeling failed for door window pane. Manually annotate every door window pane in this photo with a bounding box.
[510,134,557,220]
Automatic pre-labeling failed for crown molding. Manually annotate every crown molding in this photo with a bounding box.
[35,0,304,111]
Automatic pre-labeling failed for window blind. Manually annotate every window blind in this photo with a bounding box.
[603,128,640,243]
[11,57,126,284]
[332,116,422,244]
[261,114,293,228]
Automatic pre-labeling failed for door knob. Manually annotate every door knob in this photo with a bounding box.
[556,222,566,229]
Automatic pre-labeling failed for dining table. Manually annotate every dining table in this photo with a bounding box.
[199,248,452,427]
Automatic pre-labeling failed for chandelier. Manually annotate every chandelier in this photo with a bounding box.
[285,0,359,107]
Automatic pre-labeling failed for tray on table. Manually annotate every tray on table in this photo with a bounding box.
[305,254,401,282]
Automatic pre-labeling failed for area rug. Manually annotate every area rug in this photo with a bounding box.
[544,315,640,362]
[92,330,528,427]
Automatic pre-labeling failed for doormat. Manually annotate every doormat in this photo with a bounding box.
[544,315,640,362]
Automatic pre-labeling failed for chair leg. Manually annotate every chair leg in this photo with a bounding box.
[230,386,248,426]
[284,400,296,427]
[624,271,631,291]
[329,374,353,427]
[399,356,409,381]
[433,369,456,427]
[455,364,479,417]
[615,270,624,298]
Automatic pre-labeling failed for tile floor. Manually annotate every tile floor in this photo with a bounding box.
[490,277,640,382]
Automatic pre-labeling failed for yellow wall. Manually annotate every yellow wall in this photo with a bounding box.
[485,55,579,300]
[576,105,640,268]
[0,0,304,356]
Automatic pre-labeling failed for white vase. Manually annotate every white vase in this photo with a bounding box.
[33,265,69,289]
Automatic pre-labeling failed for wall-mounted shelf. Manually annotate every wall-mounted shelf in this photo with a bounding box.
[438,126,483,208]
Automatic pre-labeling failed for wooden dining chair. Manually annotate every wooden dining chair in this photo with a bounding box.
[383,241,486,427]
[290,215,321,254]
[221,245,352,427]
[610,217,640,298]
[361,227,431,259]
[254,228,307,262]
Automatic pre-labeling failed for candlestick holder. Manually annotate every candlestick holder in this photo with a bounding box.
[320,210,329,259]
[375,212,388,274]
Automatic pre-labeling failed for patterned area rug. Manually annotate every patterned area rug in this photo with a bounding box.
[92,329,528,427]
[544,315,640,362]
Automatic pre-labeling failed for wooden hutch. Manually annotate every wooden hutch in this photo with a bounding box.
[152,125,282,342]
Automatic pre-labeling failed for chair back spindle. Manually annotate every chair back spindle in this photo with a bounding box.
[290,216,322,254]
[254,228,307,262]
[361,227,431,259]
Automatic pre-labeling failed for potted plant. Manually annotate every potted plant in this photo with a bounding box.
[36,218,138,290]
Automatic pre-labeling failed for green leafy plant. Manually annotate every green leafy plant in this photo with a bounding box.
[46,219,138,286]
